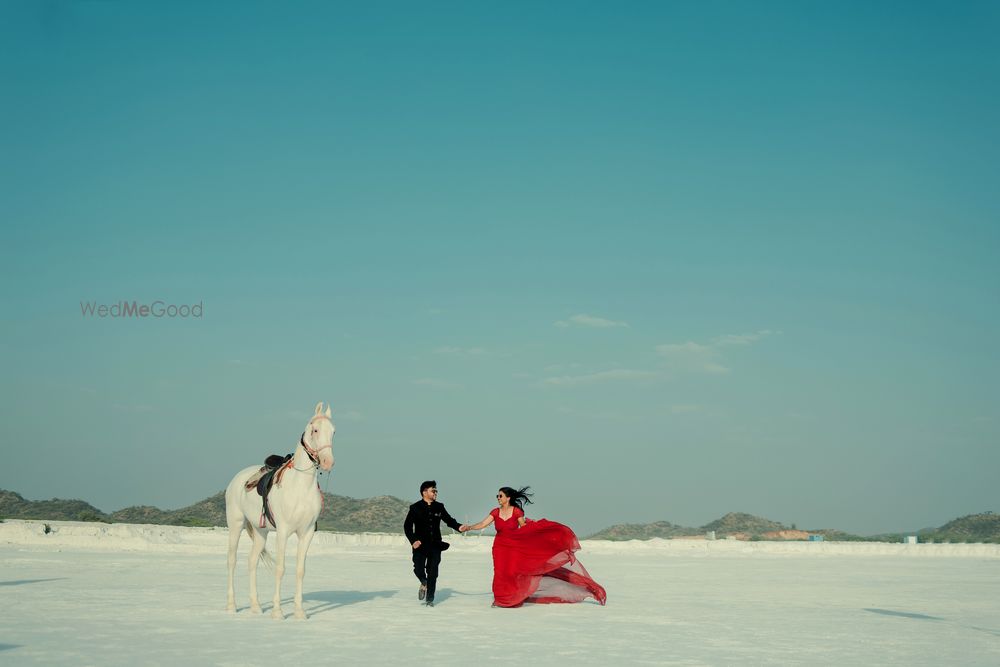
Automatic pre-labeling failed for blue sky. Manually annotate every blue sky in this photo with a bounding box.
[1,1,997,535]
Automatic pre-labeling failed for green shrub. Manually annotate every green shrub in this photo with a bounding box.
[176,517,212,528]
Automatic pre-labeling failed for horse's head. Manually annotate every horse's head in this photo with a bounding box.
[304,402,336,471]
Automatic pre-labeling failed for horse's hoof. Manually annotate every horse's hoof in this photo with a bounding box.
[250,605,263,615]
[294,609,307,620]
[225,604,236,614]
[271,609,284,620]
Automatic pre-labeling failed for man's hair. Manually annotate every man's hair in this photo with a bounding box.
[420,480,437,493]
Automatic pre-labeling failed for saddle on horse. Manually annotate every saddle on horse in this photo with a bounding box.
[244,454,293,528]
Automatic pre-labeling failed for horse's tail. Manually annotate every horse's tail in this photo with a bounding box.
[243,519,274,569]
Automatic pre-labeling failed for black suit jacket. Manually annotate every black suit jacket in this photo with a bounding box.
[403,500,462,551]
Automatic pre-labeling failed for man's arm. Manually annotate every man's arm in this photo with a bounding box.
[403,506,417,544]
[440,504,463,533]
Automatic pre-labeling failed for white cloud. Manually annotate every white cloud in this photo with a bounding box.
[543,369,657,387]
[711,330,777,346]
[655,330,775,374]
[655,341,713,356]
[554,314,629,329]
[655,341,725,374]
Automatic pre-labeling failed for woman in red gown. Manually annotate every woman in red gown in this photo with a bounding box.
[462,486,606,608]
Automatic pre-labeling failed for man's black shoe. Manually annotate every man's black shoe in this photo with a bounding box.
[425,600,435,607]
[419,584,427,601]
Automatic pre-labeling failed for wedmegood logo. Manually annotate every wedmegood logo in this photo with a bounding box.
[79,300,204,318]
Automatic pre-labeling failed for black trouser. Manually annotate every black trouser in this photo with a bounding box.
[412,546,442,600]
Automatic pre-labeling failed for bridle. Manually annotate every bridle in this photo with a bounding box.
[297,414,334,470]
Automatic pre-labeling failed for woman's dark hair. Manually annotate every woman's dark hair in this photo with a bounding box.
[499,486,534,510]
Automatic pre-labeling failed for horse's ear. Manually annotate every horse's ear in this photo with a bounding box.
[325,404,332,418]
[314,402,323,415]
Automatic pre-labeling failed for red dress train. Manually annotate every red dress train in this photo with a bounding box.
[490,507,607,608]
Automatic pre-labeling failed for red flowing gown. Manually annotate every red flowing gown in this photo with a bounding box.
[490,507,607,608]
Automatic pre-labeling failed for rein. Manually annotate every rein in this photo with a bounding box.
[293,414,334,471]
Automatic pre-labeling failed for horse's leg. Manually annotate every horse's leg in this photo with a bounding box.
[225,518,243,612]
[293,526,316,620]
[248,527,266,614]
[271,527,289,619]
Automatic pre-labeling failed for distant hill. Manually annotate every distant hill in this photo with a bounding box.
[112,493,227,528]
[587,520,700,541]
[1,488,412,534]
[110,505,179,525]
[586,511,1000,542]
[0,490,110,523]
[586,512,788,541]
[317,494,411,533]
[3,489,995,542]
[701,512,786,536]
[804,528,869,542]
[919,512,1000,543]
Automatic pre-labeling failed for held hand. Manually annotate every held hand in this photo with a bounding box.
[459,524,468,533]
[412,540,422,550]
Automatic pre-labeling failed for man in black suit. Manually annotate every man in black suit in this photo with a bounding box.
[403,480,467,607]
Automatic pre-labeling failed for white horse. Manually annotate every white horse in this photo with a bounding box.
[225,402,335,619]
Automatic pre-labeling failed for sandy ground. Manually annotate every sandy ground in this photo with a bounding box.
[1,520,998,666]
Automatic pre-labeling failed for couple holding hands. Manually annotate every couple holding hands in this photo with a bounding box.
[403,481,607,608]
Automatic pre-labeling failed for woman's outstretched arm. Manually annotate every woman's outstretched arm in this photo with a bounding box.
[464,514,495,531]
